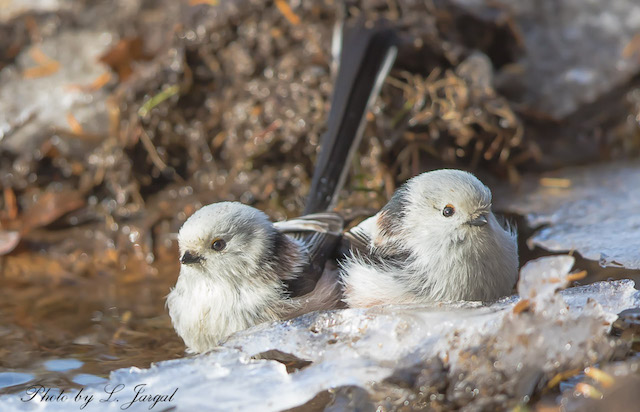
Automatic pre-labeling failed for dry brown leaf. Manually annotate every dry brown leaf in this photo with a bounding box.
[275,0,301,25]
[99,37,147,81]
[584,367,614,388]
[512,299,531,314]
[20,190,85,235]
[67,72,113,92]
[66,112,85,135]
[22,46,60,79]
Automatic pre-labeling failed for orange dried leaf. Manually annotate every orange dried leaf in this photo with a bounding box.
[546,277,562,283]
[23,46,60,79]
[575,382,603,399]
[66,113,85,135]
[540,177,571,188]
[29,46,55,65]
[584,367,614,388]
[250,105,263,117]
[513,299,530,314]
[22,62,60,79]
[547,368,582,389]
[275,0,301,25]
[567,270,587,282]
[67,72,112,92]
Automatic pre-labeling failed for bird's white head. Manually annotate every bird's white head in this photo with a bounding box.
[373,169,496,256]
[177,202,277,282]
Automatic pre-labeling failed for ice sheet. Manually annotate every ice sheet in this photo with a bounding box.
[496,161,640,270]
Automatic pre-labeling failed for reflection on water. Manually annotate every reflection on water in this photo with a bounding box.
[0,242,185,395]
[43,359,84,372]
[0,373,34,390]
[71,374,108,386]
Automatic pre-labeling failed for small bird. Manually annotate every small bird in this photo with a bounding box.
[167,202,343,353]
[167,17,398,353]
[340,169,518,307]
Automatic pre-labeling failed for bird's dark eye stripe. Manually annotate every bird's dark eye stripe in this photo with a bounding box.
[443,204,455,217]
[211,238,226,251]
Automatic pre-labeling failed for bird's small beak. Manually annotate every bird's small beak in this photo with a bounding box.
[467,214,488,227]
[180,251,203,265]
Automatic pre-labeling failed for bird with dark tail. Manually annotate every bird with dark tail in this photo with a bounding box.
[167,19,398,353]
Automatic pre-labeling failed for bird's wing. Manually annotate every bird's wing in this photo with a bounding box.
[341,215,375,254]
[273,212,343,236]
[274,212,344,297]
[342,214,410,264]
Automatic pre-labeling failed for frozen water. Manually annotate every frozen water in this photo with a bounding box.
[496,161,640,269]
[517,254,576,303]
[1,256,638,411]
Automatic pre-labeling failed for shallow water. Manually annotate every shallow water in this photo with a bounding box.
[0,244,185,395]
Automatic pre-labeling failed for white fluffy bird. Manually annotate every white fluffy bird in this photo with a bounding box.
[340,169,518,307]
[167,202,343,353]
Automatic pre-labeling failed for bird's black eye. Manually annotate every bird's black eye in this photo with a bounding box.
[211,238,226,251]
[443,204,455,217]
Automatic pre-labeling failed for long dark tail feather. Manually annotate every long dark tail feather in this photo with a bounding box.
[303,18,398,215]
